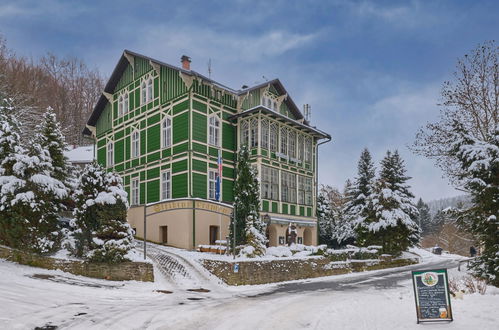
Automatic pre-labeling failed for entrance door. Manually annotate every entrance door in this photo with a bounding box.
[209,226,219,245]
[161,226,168,244]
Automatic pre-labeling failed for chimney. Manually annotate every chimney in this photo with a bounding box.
[181,55,191,70]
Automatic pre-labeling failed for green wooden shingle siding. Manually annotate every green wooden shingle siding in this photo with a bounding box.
[192,112,207,142]
[172,159,188,173]
[172,173,188,198]
[192,159,207,172]
[147,124,160,152]
[222,179,233,202]
[147,179,159,203]
[222,123,236,150]
[173,112,189,143]
[192,173,207,198]
[160,66,188,103]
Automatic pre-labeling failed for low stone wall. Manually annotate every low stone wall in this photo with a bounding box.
[202,256,417,285]
[0,245,154,282]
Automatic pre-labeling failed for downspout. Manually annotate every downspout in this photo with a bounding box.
[315,135,332,244]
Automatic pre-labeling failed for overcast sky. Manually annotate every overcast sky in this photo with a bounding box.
[1,0,498,202]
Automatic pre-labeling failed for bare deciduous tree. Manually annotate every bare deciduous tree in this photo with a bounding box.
[413,41,499,188]
[0,36,105,146]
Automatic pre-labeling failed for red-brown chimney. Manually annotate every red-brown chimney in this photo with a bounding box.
[181,55,191,70]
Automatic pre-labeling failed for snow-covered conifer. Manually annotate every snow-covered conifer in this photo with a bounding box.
[87,170,134,263]
[0,104,67,253]
[232,145,266,256]
[416,198,432,236]
[362,151,419,255]
[32,107,73,187]
[344,148,376,244]
[449,120,499,285]
[70,163,133,262]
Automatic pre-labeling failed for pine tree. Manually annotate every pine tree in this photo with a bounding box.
[416,198,432,236]
[317,185,333,246]
[70,163,133,262]
[32,107,74,187]
[449,120,499,286]
[362,151,419,255]
[231,145,266,256]
[87,171,134,263]
[345,148,376,245]
[0,100,67,254]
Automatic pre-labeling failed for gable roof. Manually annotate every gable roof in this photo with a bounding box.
[84,50,311,136]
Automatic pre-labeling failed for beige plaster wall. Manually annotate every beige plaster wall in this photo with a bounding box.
[194,210,230,246]
[147,209,193,249]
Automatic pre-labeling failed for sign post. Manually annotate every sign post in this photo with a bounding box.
[411,269,453,324]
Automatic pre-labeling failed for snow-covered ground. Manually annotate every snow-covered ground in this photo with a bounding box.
[1,249,498,329]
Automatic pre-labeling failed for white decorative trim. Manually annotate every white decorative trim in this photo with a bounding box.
[150,60,160,75]
[103,92,113,102]
[124,52,134,67]
[179,72,194,89]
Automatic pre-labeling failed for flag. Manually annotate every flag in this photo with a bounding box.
[216,149,222,201]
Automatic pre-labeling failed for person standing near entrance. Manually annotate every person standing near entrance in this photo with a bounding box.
[470,246,477,258]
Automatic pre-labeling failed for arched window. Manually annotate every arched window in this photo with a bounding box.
[250,118,258,148]
[261,119,269,149]
[118,96,124,117]
[162,117,172,148]
[209,114,220,146]
[147,78,153,102]
[240,120,249,146]
[298,134,304,161]
[141,82,147,104]
[289,130,296,159]
[270,122,278,152]
[280,127,288,155]
[304,136,312,163]
[131,130,140,158]
[124,93,129,114]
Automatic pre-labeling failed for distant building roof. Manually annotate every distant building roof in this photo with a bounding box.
[64,145,94,164]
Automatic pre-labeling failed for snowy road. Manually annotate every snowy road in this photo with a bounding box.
[1,251,498,330]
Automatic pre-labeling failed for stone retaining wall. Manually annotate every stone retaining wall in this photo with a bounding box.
[0,245,154,282]
[202,256,417,285]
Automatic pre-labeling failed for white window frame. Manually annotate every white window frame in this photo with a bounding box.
[240,120,249,146]
[262,166,279,200]
[280,126,288,155]
[298,134,304,161]
[250,118,258,148]
[141,82,147,105]
[270,122,278,152]
[162,117,172,148]
[118,96,124,117]
[107,142,114,166]
[131,178,140,205]
[147,78,153,102]
[131,130,140,158]
[289,130,296,159]
[261,118,269,149]
[161,170,171,200]
[209,114,220,147]
[305,136,312,163]
[208,170,217,200]
[298,175,305,205]
[124,93,129,114]
[305,177,313,205]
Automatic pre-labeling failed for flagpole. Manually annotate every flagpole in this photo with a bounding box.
[217,149,222,248]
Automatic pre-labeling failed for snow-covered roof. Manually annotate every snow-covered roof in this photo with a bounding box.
[64,145,94,163]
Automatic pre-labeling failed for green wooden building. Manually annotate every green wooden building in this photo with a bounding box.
[83,50,330,250]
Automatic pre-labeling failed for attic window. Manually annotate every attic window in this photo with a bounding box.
[141,77,154,105]
[118,95,124,117]
[261,95,278,111]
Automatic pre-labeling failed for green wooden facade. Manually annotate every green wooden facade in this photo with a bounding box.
[86,50,330,223]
